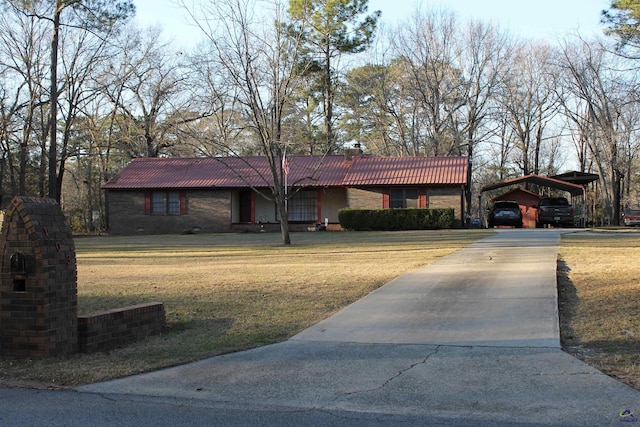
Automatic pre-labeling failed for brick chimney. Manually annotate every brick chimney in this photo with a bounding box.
[344,143,364,161]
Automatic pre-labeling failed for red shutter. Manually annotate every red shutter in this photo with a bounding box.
[144,192,151,215]
[180,191,187,215]
[383,191,390,209]
[419,188,427,208]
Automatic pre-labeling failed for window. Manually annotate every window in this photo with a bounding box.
[390,188,419,208]
[147,191,185,215]
[288,190,317,221]
[167,191,180,214]
[152,192,165,214]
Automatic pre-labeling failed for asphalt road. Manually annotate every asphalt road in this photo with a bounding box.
[2,229,639,426]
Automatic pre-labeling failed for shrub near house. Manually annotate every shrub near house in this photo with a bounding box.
[339,208,455,231]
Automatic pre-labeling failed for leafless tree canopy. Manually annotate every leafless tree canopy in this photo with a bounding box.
[1,0,638,230]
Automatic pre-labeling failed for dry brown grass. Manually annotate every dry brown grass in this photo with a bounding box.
[0,230,489,388]
[3,229,639,391]
[558,231,640,390]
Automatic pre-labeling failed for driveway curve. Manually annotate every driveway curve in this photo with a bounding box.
[74,229,640,426]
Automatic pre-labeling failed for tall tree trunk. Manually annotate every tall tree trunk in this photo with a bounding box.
[613,167,622,226]
[48,3,61,202]
[277,196,291,245]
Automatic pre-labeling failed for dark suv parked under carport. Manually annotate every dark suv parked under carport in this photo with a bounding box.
[488,201,523,228]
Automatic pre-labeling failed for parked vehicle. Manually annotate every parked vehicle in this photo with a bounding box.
[623,209,640,226]
[488,201,523,228]
[536,197,574,228]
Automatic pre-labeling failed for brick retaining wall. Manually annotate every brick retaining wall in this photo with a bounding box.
[77,302,166,353]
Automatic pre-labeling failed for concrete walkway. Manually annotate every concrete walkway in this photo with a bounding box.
[73,229,640,426]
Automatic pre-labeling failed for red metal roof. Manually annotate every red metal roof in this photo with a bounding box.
[342,156,468,186]
[103,155,468,190]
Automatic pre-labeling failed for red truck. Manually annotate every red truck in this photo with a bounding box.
[623,209,640,226]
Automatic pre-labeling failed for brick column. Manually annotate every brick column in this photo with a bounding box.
[0,196,77,358]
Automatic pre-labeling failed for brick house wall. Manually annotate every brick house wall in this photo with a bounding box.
[347,187,385,209]
[427,187,463,223]
[107,190,232,235]
[106,186,464,235]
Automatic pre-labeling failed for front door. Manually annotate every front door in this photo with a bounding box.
[239,191,252,223]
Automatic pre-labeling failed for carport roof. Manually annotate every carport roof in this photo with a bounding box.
[480,174,586,196]
[551,171,600,186]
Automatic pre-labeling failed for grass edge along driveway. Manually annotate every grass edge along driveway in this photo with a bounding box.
[558,231,640,392]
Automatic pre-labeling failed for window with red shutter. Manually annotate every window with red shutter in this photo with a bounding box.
[145,191,187,215]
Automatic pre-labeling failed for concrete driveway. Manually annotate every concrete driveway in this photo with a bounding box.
[292,229,560,347]
[4,229,638,426]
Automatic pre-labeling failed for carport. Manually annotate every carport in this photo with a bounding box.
[480,174,588,227]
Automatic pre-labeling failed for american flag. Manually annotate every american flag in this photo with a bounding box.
[282,150,289,176]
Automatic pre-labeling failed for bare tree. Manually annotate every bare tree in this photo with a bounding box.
[391,8,467,156]
[0,3,53,198]
[54,20,121,202]
[497,41,562,177]
[174,43,251,157]
[107,26,193,158]
[452,19,511,222]
[178,0,316,245]
[617,100,640,208]
[2,0,135,201]
[557,36,633,224]
[456,20,509,152]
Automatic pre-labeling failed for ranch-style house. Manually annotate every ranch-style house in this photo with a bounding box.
[102,154,469,235]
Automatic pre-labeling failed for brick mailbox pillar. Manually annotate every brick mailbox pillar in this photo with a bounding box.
[0,196,77,358]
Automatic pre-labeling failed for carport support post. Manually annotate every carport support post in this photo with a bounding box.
[581,187,587,227]
[465,150,473,228]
